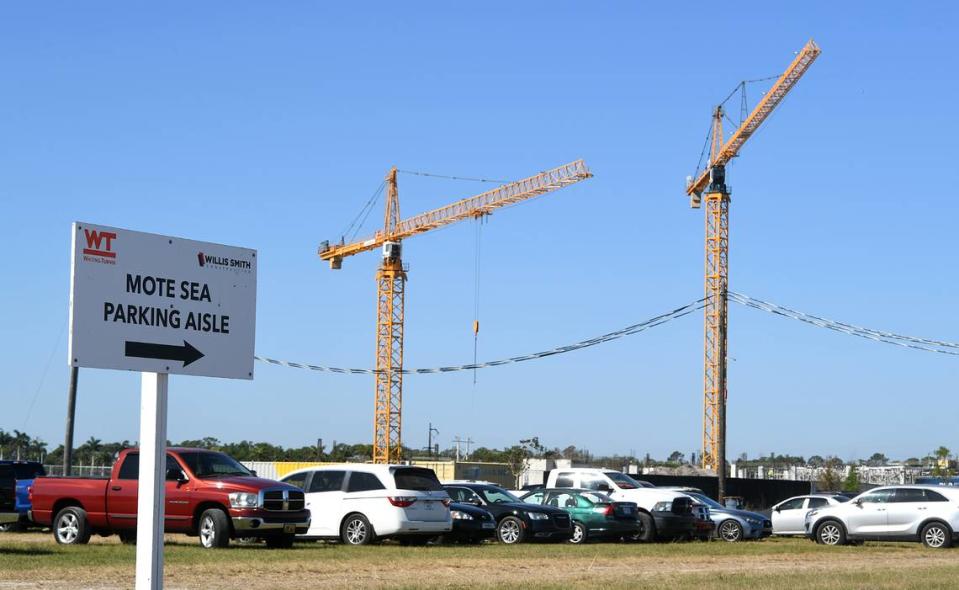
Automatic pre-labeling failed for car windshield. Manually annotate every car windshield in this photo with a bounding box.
[604,472,639,489]
[688,493,724,509]
[177,451,251,478]
[480,487,521,503]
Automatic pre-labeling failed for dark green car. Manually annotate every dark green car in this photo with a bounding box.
[521,488,641,544]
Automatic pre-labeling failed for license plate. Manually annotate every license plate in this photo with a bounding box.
[482,522,495,529]
[423,502,434,510]
[283,524,296,534]
[622,507,633,514]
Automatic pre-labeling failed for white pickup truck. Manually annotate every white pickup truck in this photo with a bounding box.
[544,468,701,541]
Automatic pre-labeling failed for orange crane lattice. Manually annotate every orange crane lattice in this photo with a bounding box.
[685,40,821,482]
[320,160,592,463]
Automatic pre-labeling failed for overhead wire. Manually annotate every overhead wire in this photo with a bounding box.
[729,291,959,356]
[255,297,707,374]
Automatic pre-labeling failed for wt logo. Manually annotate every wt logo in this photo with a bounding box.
[82,229,117,258]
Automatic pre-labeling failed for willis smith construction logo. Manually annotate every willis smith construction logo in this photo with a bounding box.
[197,251,253,273]
[82,229,117,265]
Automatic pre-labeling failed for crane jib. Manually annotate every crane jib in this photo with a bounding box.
[321,159,592,263]
[685,39,821,198]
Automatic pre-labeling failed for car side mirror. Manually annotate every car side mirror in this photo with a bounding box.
[166,467,186,482]
[774,506,781,512]
[469,496,483,506]
[250,470,257,477]
[854,499,863,507]
[598,485,612,493]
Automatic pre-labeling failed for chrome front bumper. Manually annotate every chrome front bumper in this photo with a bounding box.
[232,516,310,533]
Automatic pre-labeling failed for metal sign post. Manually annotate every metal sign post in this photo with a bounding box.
[68,222,257,590]
[135,372,168,590]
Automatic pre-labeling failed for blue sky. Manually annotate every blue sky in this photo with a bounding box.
[2,2,957,462]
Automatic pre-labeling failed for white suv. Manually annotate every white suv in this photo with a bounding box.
[280,465,452,545]
[805,485,959,548]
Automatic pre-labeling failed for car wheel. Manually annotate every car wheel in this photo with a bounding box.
[118,530,137,545]
[198,508,231,548]
[815,520,846,546]
[496,516,526,545]
[569,521,587,544]
[718,520,744,542]
[341,514,375,546]
[921,522,952,549]
[629,512,656,542]
[265,535,296,549]
[54,506,92,545]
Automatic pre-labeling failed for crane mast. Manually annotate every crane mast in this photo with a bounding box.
[320,160,592,463]
[687,40,820,494]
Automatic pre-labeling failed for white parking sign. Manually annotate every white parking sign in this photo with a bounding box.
[68,222,257,379]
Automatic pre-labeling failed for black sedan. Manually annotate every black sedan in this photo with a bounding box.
[441,502,497,544]
[443,483,573,544]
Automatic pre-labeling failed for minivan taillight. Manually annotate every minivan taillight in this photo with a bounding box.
[388,496,417,508]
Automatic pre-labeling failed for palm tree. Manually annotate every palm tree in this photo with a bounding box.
[12,430,30,460]
[84,437,102,466]
[0,430,12,459]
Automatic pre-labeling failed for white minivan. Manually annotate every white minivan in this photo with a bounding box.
[280,465,452,545]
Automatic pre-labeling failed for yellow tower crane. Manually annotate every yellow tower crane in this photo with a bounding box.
[320,160,592,463]
[685,40,820,491]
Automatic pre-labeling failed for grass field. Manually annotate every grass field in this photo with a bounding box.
[3,532,959,589]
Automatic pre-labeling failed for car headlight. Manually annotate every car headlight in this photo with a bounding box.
[652,502,673,512]
[451,510,474,520]
[746,518,762,526]
[228,492,259,509]
[526,511,550,520]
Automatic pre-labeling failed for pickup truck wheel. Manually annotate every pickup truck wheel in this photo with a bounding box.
[341,514,375,545]
[265,535,295,549]
[198,509,231,549]
[54,506,91,545]
[496,516,526,544]
[629,512,656,542]
[118,530,137,545]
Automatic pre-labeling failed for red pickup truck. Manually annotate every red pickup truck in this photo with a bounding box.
[30,447,310,548]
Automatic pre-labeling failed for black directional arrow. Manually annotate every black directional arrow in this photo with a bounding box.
[125,340,205,367]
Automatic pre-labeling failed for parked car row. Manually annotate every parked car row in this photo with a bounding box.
[17,449,959,551]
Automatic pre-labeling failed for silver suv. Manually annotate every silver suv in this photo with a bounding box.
[805,485,959,548]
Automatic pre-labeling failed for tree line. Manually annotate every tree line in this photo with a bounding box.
[1,429,954,474]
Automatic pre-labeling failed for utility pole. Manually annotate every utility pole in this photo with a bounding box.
[63,366,79,476]
[427,423,439,458]
[452,436,474,461]
[316,438,323,461]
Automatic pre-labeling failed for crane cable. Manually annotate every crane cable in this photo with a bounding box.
[397,169,510,184]
[472,217,482,384]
